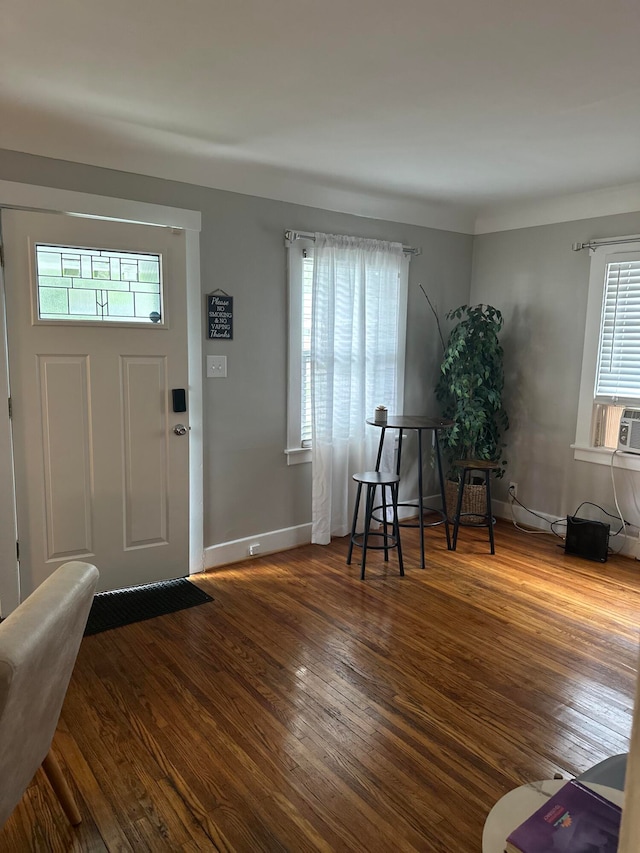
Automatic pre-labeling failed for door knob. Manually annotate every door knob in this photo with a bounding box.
[173,424,188,436]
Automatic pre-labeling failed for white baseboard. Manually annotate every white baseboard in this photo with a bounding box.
[200,493,439,571]
[492,499,559,529]
[203,522,312,570]
[201,494,639,571]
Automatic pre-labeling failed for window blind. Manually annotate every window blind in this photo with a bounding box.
[596,257,640,400]
[301,254,313,446]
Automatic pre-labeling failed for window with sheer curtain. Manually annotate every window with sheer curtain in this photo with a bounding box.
[286,231,408,544]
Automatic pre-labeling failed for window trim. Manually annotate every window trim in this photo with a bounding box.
[285,236,313,465]
[574,238,640,466]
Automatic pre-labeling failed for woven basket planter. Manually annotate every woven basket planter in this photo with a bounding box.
[444,478,487,525]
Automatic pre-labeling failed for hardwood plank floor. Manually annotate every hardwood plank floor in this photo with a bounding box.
[3,521,640,851]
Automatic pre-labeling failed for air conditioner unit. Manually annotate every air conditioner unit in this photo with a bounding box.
[618,407,640,453]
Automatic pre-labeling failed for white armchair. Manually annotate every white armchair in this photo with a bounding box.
[0,561,99,827]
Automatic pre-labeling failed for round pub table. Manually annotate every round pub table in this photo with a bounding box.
[366,415,454,569]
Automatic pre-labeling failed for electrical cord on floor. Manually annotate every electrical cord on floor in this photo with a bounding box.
[508,465,632,554]
[508,491,565,538]
[571,499,632,533]
[550,517,569,538]
[567,461,632,554]
[609,450,627,554]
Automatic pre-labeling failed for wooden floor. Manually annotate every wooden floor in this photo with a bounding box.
[3,521,640,851]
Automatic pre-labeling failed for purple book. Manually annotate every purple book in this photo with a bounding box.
[505,779,621,853]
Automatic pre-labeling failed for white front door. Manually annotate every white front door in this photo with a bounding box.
[2,209,190,595]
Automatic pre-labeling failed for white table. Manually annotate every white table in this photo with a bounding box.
[482,778,624,853]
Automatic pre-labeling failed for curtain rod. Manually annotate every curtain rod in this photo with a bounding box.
[285,230,421,256]
[572,235,640,252]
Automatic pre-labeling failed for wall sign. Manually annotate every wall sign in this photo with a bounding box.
[207,291,233,339]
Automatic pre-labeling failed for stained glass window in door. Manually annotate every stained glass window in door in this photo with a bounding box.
[35,245,163,324]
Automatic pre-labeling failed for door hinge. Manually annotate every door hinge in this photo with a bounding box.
[0,244,4,268]
[16,541,19,561]
[7,397,11,420]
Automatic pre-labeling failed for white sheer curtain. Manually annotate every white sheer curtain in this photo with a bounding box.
[311,233,407,545]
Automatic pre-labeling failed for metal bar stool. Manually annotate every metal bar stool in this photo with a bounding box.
[451,459,500,554]
[346,471,404,579]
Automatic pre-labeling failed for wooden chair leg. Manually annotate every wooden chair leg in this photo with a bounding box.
[42,748,82,826]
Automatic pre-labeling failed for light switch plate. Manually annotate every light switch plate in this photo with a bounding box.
[207,355,227,378]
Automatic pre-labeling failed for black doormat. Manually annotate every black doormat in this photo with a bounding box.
[84,577,213,636]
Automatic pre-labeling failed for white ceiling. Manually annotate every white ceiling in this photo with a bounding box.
[3,0,640,233]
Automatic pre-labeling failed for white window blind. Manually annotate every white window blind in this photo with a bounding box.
[596,254,640,401]
[301,253,313,446]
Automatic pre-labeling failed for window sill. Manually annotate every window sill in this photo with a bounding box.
[572,444,640,471]
[285,447,311,466]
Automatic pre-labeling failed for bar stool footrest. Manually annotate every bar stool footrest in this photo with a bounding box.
[456,512,496,528]
[371,503,448,529]
[350,531,399,551]
[396,502,448,529]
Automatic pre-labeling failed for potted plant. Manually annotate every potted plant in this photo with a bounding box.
[423,292,509,519]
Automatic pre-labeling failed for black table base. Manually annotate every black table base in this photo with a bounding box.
[367,416,454,569]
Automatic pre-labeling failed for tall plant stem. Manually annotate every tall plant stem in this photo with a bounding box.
[419,284,446,353]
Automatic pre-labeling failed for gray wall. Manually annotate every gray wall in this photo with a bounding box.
[471,211,640,527]
[0,149,472,550]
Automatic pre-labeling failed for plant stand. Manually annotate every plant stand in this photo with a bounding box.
[451,460,500,554]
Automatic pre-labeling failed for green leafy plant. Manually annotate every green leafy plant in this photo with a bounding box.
[434,303,509,478]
